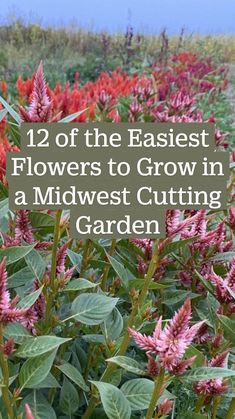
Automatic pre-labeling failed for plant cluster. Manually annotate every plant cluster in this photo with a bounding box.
[0,53,234,418]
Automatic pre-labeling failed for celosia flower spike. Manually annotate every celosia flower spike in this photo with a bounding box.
[19,62,53,122]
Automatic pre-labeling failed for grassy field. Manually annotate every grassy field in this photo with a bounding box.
[1,21,235,87]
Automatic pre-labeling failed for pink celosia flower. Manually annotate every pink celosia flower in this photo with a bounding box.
[154,299,204,371]
[15,210,34,244]
[228,207,235,230]
[158,399,174,415]
[131,239,152,259]
[0,257,10,311]
[3,338,15,356]
[147,354,159,377]
[0,258,32,324]
[194,351,229,396]
[21,280,45,335]
[129,299,204,373]
[19,62,53,122]
[165,209,181,236]
[209,259,235,304]
[55,240,75,282]
[25,403,34,419]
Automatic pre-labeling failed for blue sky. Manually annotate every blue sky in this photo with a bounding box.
[0,0,235,34]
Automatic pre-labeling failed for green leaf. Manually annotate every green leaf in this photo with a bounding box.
[56,362,89,392]
[183,367,235,382]
[58,108,88,123]
[106,356,146,376]
[7,266,35,289]
[64,293,118,325]
[120,378,154,410]
[0,95,21,125]
[25,249,46,280]
[102,307,123,341]
[67,249,82,273]
[185,345,205,368]
[19,350,56,389]
[21,391,57,419]
[180,413,207,419]
[0,244,35,265]
[217,315,235,343]
[59,377,79,415]
[64,278,98,291]
[194,270,214,294]
[91,381,131,419]
[0,108,7,122]
[160,236,197,257]
[17,286,43,310]
[162,290,197,305]
[211,252,235,261]
[0,198,9,231]
[29,211,55,229]
[82,334,105,344]
[29,372,61,389]
[128,278,169,290]
[4,322,31,344]
[107,254,134,287]
[16,336,71,358]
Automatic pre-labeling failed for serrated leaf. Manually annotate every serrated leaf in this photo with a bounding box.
[57,362,89,391]
[19,350,56,389]
[17,286,43,310]
[183,367,235,382]
[91,381,131,419]
[0,244,35,264]
[16,336,71,358]
[64,293,118,325]
[106,356,146,376]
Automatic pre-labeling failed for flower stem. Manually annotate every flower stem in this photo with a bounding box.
[212,396,220,419]
[45,210,62,328]
[0,324,14,419]
[82,240,159,419]
[80,239,92,277]
[195,395,206,413]
[225,397,235,419]
[146,368,165,419]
